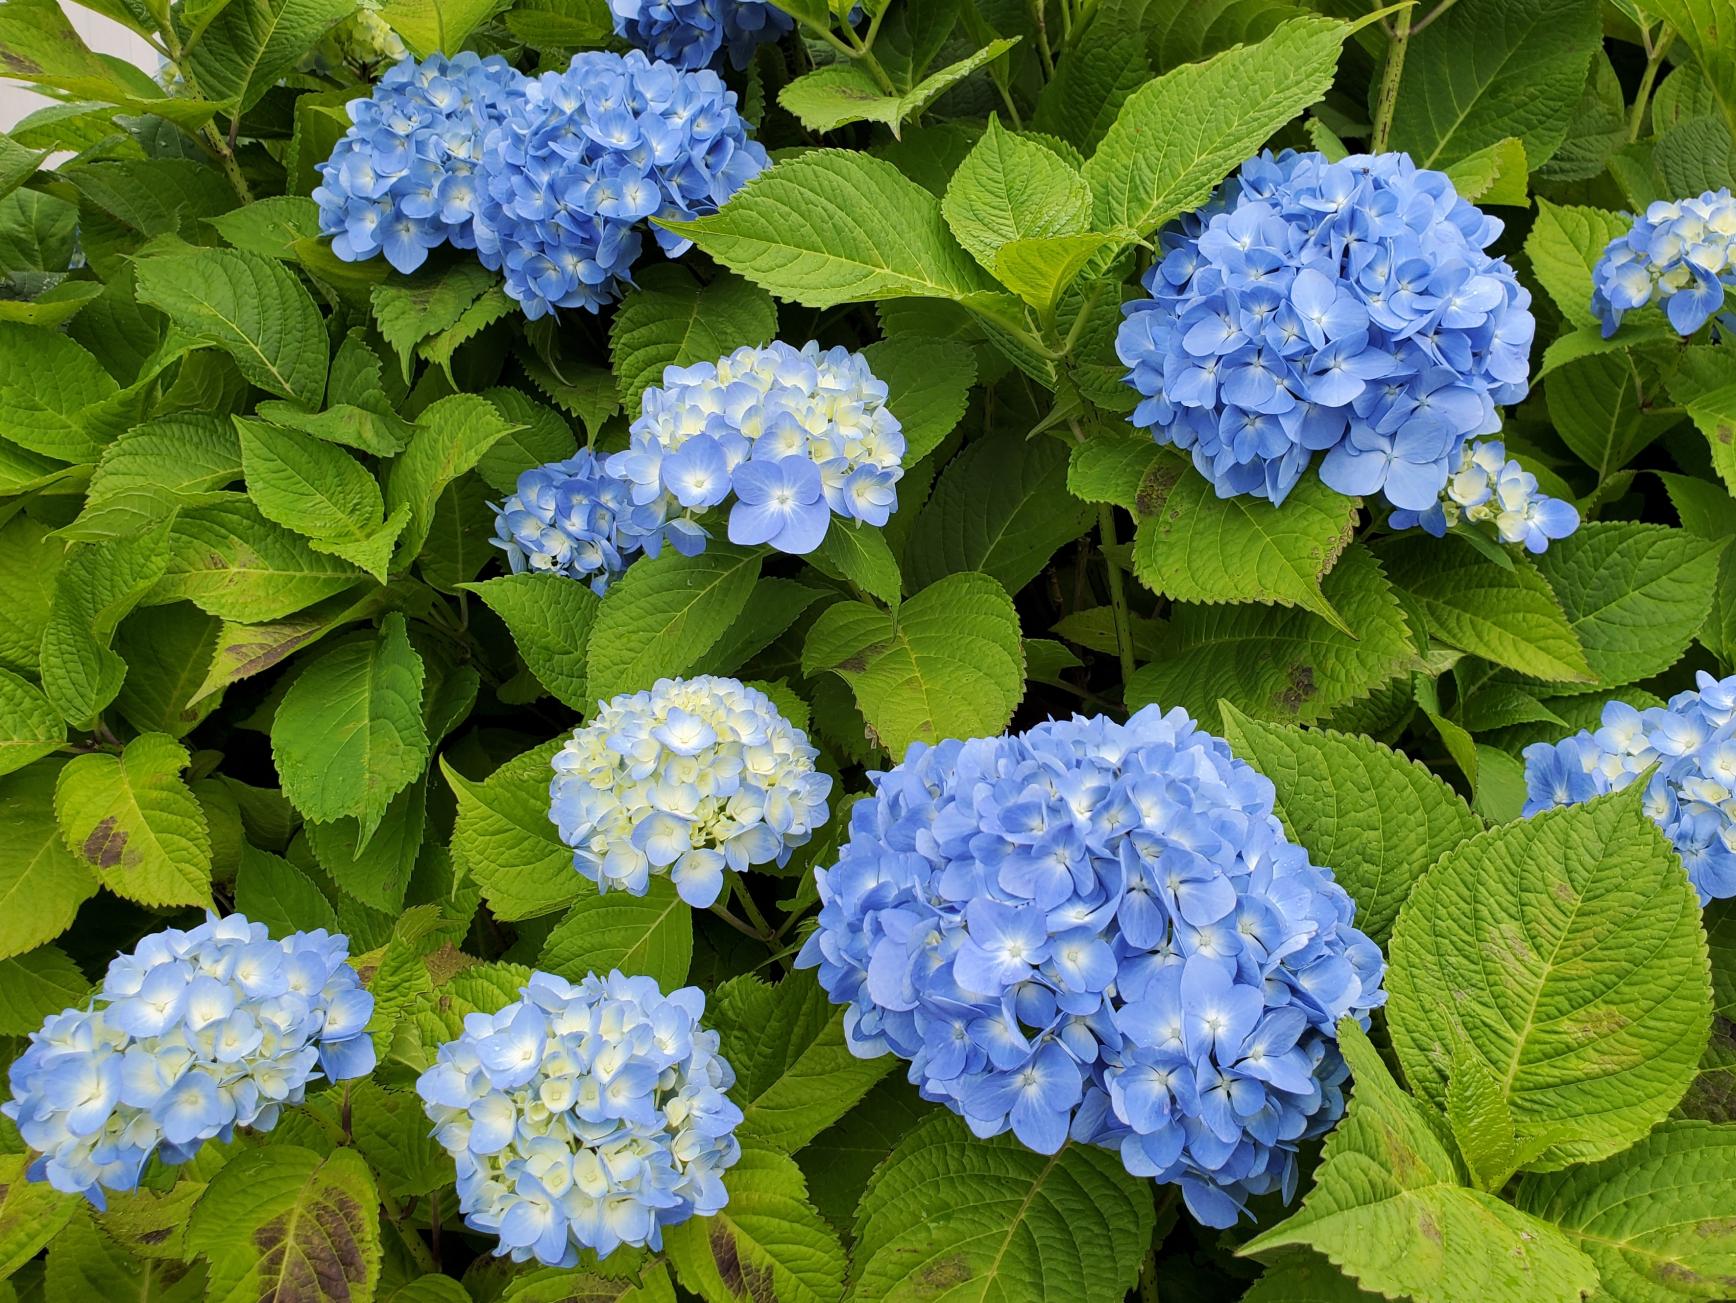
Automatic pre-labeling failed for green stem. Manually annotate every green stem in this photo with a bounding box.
[994,79,1024,129]
[727,870,775,938]
[836,26,897,94]
[1629,24,1673,142]
[1369,2,1412,153]
[1096,502,1138,687]
[1031,0,1055,78]
[707,900,764,942]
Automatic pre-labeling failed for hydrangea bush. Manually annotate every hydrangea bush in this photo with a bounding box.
[1,1,1733,1300]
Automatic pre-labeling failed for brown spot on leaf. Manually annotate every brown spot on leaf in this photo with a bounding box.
[251,1184,369,1301]
[0,52,43,75]
[1417,1210,1442,1244]
[83,817,128,869]
[1275,664,1316,715]
[916,1256,973,1294]
[710,1225,744,1294]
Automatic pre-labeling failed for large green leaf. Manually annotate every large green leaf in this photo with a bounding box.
[134,249,329,406]
[443,739,579,921]
[1242,1022,1598,1303]
[0,322,118,464]
[850,1112,1154,1303]
[1132,454,1358,632]
[1531,522,1724,689]
[54,731,212,909]
[1516,1120,1736,1302]
[1524,200,1628,331]
[186,0,356,111]
[1387,789,1712,1170]
[941,117,1092,278]
[1381,535,1593,683]
[379,0,511,55]
[803,570,1024,761]
[0,512,61,674]
[608,266,778,416]
[0,1153,77,1278]
[0,764,97,961]
[1083,15,1358,237]
[861,335,976,464]
[539,879,692,993]
[235,841,339,937]
[40,520,174,727]
[189,584,389,704]
[664,1147,845,1303]
[904,433,1093,594]
[710,974,894,1156]
[1547,351,1677,480]
[0,668,61,777]
[0,944,88,1035]
[585,543,761,704]
[385,393,518,563]
[45,1205,203,1303]
[662,151,994,308]
[270,613,427,839]
[86,414,241,515]
[1386,0,1601,169]
[1643,0,1736,139]
[463,572,599,710]
[155,498,365,623]
[188,1145,381,1303]
[779,37,1020,137]
[1031,22,1150,154]
[1127,544,1416,725]
[238,418,402,583]
[1220,706,1480,945]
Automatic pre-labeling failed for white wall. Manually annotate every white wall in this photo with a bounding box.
[0,3,161,132]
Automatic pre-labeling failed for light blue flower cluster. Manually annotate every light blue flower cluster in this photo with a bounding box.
[3,914,374,1206]
[607,341,906,557]
[491,450,676,594]
[1116,150,1534,512]
[796,706,1385,1229]
[1591,189,1736,337]
[607,0,794,69]
[314,52,523,273]
[473,50,767,318]
[1523,671,1736,903]
[417,970,741,1265]
[549,675,832,909]
[1388,438,1578,553]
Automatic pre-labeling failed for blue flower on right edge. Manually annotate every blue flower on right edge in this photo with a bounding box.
[1592,188,1736,337]
[1524,671,1736,904]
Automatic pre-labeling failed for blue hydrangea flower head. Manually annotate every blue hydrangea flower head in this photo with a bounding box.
[795,705,1386,1229]
[1116,149,1534,512]
[1387,438,1579,553]
[418,969,740,1264]
[1523,670,1736,903]
[314,51,524,273]
[606,341,906,557]
[607,0,795,69]
[549,675,832,908]
[1592,189,1736,337]
[491,449,672,593]
[3,913,374,1207]
[473,50,768,318]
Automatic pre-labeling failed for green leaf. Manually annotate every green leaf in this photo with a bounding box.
[87,414,241,514]
[109,597,219,734]
[1084,15,1358,238]
[812,522,902,607]
[190,584,389,704]
[942,117,1093,278]
[1241,1021,1599,1303]
[46,1204,203,1303]
[693,579,826,677]
[1127,544,1416,725]
[710,974,894,1155]
[270,612,427,840]
[0,1153,76,1278]
[1643,0,1736,139]
[0,763,97,960]
[0,321,119,464]
[1242,1256,1384,1303]
[1387,789,1713,1171]
[463,573,598,710]
[539,879,692,992]
[1381,535,1593,683]
[663,1147,846,1303]
[1668,344,1736,499]
[662,150,994,309]
[1516,1119,1736,1303]
[780,38,1020,137]
[134,249,328,406]
[379,0,511,55]
[156,498,366,622]
[443,740,578,921]
[608,266,777,417]
[585,543,761,704]
[1066,426,1163,513]
[861,335,975,464]
[475,388,578,495]
[1441,136,1529,206]
[369,261,496,382]
[1131,454,1358,633]
[850,1111,1153,1303]
[0,513,61,675]
[189,1145,381,1303]
[235,841,338,936]
[1524,200,1628,331]
[386,393,518,564]
[905,433,1093,594]
[1532,522,1725,688]
[0,944,87,1035]
[1387,0,1601,170]
[208,195,320,260]
[40,521,174,727]
[54,731,212,908]
[0,668,61,777]
[186,0,356,112]
[1446,1033,1527,1193]
[802,570,1024,760]
[1031,23,1150,154]
[1547,350,1677,480]
[994,233,1113,312]
[237,419,400,582]
[1219,705,1479,946]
